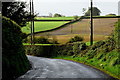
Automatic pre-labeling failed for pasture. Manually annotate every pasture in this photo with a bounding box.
[34,18,117,44]
[22,21,69,34]
[35,16,75,20]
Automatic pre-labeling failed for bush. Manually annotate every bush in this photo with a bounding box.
[33,37,50,44]
[72,42,87,57]
[25,45,55,57]
[2,16,30,80]
[68,36,84,43]
[24,42,87,57]
[24,43,73,57]
[23,36,59,44]
[49,37,59,44]
[74,15,79,20]
[114,20,120,51]
[50,39,59,44]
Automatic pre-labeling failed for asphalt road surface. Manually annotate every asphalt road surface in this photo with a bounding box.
[17,55,114,80]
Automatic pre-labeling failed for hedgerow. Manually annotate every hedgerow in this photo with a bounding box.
[2,16,31,80]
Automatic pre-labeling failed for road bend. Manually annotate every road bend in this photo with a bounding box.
[17,55,114,80]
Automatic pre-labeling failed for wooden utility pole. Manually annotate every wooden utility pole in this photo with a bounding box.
[32,0,35,44]
[30,0,35,45]
[30,0,33,45]
[90,0,93,46]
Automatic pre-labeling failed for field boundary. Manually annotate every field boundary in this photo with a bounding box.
[83,16,120,19]
[27,16,84,36]
[27,16,120,36]
[29,20,72,21]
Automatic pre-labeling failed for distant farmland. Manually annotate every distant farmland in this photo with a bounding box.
[35,17,75,20]
[22,21,69,34]
[35,18,117,44]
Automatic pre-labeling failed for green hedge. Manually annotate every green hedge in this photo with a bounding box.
[114,19,120,51]
[25,45,56,57]
[24,42,87,57]
[2,16,31,80]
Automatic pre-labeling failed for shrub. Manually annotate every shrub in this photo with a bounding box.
[114,20,120,51]
[74,15,79,20]
[54,44,73,56]
[2,16,30,80]
[25,45,59,57]
[50,39,59,44]
[23,36,59,44]
[49,37,59,44]
[33,37,50,44]
[72,42,87,57]
[68,36,84,43]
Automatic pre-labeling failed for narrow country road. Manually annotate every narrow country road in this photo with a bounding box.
[17,55,113,80]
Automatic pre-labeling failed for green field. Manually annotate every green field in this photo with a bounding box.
[35,17,75,20]
[22,21,69,34]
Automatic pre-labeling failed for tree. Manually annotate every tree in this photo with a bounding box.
[73,15,79,20]
[85,7,101,16]
[68,36,84,43]
[82,8,86,15]
[106,14,116,16]
[2,2,32,27]
[53,13,62,17]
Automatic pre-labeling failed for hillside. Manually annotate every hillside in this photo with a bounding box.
[22,21,69,34]
[35,18,117,43]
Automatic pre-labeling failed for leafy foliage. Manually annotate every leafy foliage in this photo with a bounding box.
[25,42,87,57]
[2,2,33,27]
[68,36,84,43]
[106,14,116,16]
[25,45,58,57]
[73,15,79,20]
[53,13,63,17]
[2,16,30,80]
[85,7,101,16]
[114,19,120,51]
[33,37,50,44]
[23,36,59,44]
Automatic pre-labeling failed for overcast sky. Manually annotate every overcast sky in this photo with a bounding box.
[9,0,120,16]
